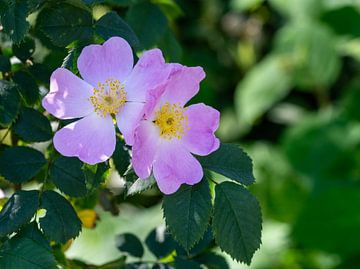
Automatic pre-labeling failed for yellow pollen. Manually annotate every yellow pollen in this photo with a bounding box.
[154,102,189,140]
[89,78,126,117]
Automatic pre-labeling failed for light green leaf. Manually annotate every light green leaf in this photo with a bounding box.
[213,182,262,264]
[235,55,292,126]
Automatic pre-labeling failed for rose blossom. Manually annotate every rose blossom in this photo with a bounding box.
[42,37,170,164]
[132,63,220,194]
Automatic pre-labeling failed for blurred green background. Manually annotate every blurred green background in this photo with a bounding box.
[2,0,360,268]
[160,0,360,268]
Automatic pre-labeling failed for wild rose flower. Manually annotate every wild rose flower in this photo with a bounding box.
[132,64,220,194]
[42,37,170,164]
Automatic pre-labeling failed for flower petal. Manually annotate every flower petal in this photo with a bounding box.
[53,113,116,165]
[158,64,205,106]
[153,141,203,194]
[77,37,133,87]
[125,49,171,102]
[183,103,220,156]
[132,121,160,179]
[42,68,94,119]
[116,102,145,145]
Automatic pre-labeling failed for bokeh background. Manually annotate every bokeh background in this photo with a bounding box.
[1,0,360,268]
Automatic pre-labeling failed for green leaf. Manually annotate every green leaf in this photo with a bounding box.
[0,0,30,43]
[0,146,46,184]
[0,190,39,237]
[162,179,212,251]
[199,143,255,186]
[112,139,131,177]
[13,108,52,142]
[39,190,82,243]
[274,22,341,88]
[174,257,202,269]
[12,36,35,62]
[61,47,81,74]
[0,55,11,72]
[36,1,93,47]
[0,80,21,127]
[322,6,360,37]
[213,182,262,264]
[293,186,360,257]
[0,224,57,269]
[116,233,144,258]
[235,55,292,126]
[157,29,182,62]
[126,2,168,49]
[12,70,40,105]
[83,162,109,192]
[126,175,156,196]
[145,227,176,259]
[95,11,139,48]
[196,252,229,269]
[230,0,264,11]
[50,156,87,197]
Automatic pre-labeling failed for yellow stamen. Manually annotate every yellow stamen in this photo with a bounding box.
[89,78,126,117]
[154,102,189,140]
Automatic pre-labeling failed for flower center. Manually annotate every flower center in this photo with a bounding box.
[89,78,126,117]
[154,102,189,140]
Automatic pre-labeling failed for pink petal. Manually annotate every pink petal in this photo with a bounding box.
[42,68,94,119]
[153,141,203,194]
[183,103,220,156]
[77,37,133,87]
[116,102,145,145]
[53,113,116,165]
[158,64,205,106]
[125,49,171,102]
[132,121,160,179]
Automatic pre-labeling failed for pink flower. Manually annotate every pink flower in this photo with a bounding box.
[42,37,171,164]
[132,64,220,194]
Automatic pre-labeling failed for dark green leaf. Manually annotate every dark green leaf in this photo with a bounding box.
[163,179,212,251]
[213,182,262,264]
[196,252,229,269]
[145,227,176,258]
[158,29,182,62]
[152,264,174,269]
[95,11,139,48]
[174,257,202,269]
[36,1,93,47]
[83,162,109,192]
[322,6,360,37]
[0,146,46,183]
[13,108,52,142]
[50,157,87,197]
[61,47,81,74]
[126,2,168,49]
[199,143,255,185]
[39,190,82,243]
[0,55,11,72]
[0,224,57,269]
[12,70,40,105]
[12,37,35,62]
[0,80,21,127]
[116,233,144,258]
[0,0,30,43]
[28,63,52,84]
[112,139,131,177]
[0,190,39,237]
